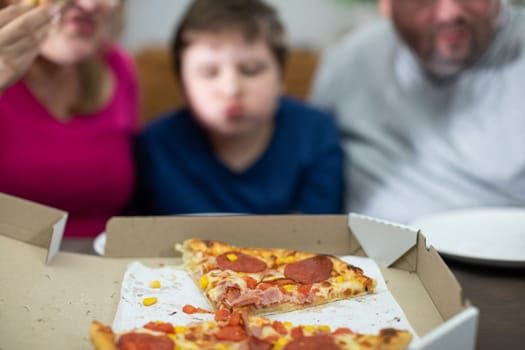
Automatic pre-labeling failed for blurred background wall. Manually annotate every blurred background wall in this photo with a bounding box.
[120,0,525,122]
[120,0,378,53]
[121,0,379,122]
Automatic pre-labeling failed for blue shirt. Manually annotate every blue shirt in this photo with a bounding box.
[134,97,343,215]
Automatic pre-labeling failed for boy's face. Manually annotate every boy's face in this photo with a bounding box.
[386,0,500,77]
[181,32,282,138]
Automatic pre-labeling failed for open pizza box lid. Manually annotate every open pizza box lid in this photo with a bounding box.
[0,192,478,349]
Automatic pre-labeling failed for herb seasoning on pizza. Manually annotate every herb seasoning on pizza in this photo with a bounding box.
[176,239,377,314]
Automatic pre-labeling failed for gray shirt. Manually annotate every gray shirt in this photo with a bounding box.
[311,6,525,223]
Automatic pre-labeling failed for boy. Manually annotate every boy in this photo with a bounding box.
[134,0,343,215]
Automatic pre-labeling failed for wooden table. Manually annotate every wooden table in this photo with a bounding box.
[446,259,525,350]
[61,240,525,349]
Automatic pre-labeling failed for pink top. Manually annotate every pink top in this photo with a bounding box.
[0,46,139,238]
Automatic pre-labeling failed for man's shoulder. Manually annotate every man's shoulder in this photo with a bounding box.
[311,20,398,105]
[507,5,525,43]
[325,19,397,65]
[314,19,398,92]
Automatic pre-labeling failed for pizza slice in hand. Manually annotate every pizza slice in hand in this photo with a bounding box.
[24,0,71,6]
[177,239,377,315]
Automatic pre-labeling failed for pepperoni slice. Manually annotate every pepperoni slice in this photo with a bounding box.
[291,327,304,339]
[283,334,340,350]
[213,325,249,342]
[284,256,333,284]
[333,327,354,335]
[143,321,174,334]
[118,332,174,350]
[272,320,288,335]
[216,252,267,273]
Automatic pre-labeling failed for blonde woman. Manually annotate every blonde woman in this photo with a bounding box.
[0,0,139,238]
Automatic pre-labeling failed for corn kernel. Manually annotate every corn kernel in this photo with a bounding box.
[302,325,315,334]
[275,256,295,265]
[283,284,295,293]
[199,276,209,289]
[174,326,186,334]
[226,253,238,262]
[142,297,157,306]
[319,325,331,332]
[149,280,161,289]
[274,337,289,350]
[335,276,344,283]
[283,321,293,329]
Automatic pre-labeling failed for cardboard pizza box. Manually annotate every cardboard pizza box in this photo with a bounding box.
[0,192,478,349]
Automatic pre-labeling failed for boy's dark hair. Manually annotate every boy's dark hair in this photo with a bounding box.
[171,0,287,82]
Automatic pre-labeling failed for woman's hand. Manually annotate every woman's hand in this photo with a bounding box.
[0,3,54,94]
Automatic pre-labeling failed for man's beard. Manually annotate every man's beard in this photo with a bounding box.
[425,41,479,79]
[420,22,481,78]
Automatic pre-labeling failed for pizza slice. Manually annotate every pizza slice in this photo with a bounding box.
[89,316,412,350]
[90,319,248,350]
[176,239,377,315]
[251,318,413,350]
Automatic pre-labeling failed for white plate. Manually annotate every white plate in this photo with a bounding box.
[93,232,106,256]
[410,207,525,267]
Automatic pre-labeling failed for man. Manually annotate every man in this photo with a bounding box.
[311,0,525,223]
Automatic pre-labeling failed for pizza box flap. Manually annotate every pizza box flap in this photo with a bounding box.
[104,215,362,258]
[0,192,67,264]
[105,214,419,269]
[347,214,472,325]
[349,213,418,268]
[415,233,469,321]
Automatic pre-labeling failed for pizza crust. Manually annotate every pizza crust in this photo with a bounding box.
[89,321,118,350]
[335,328,413,350]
